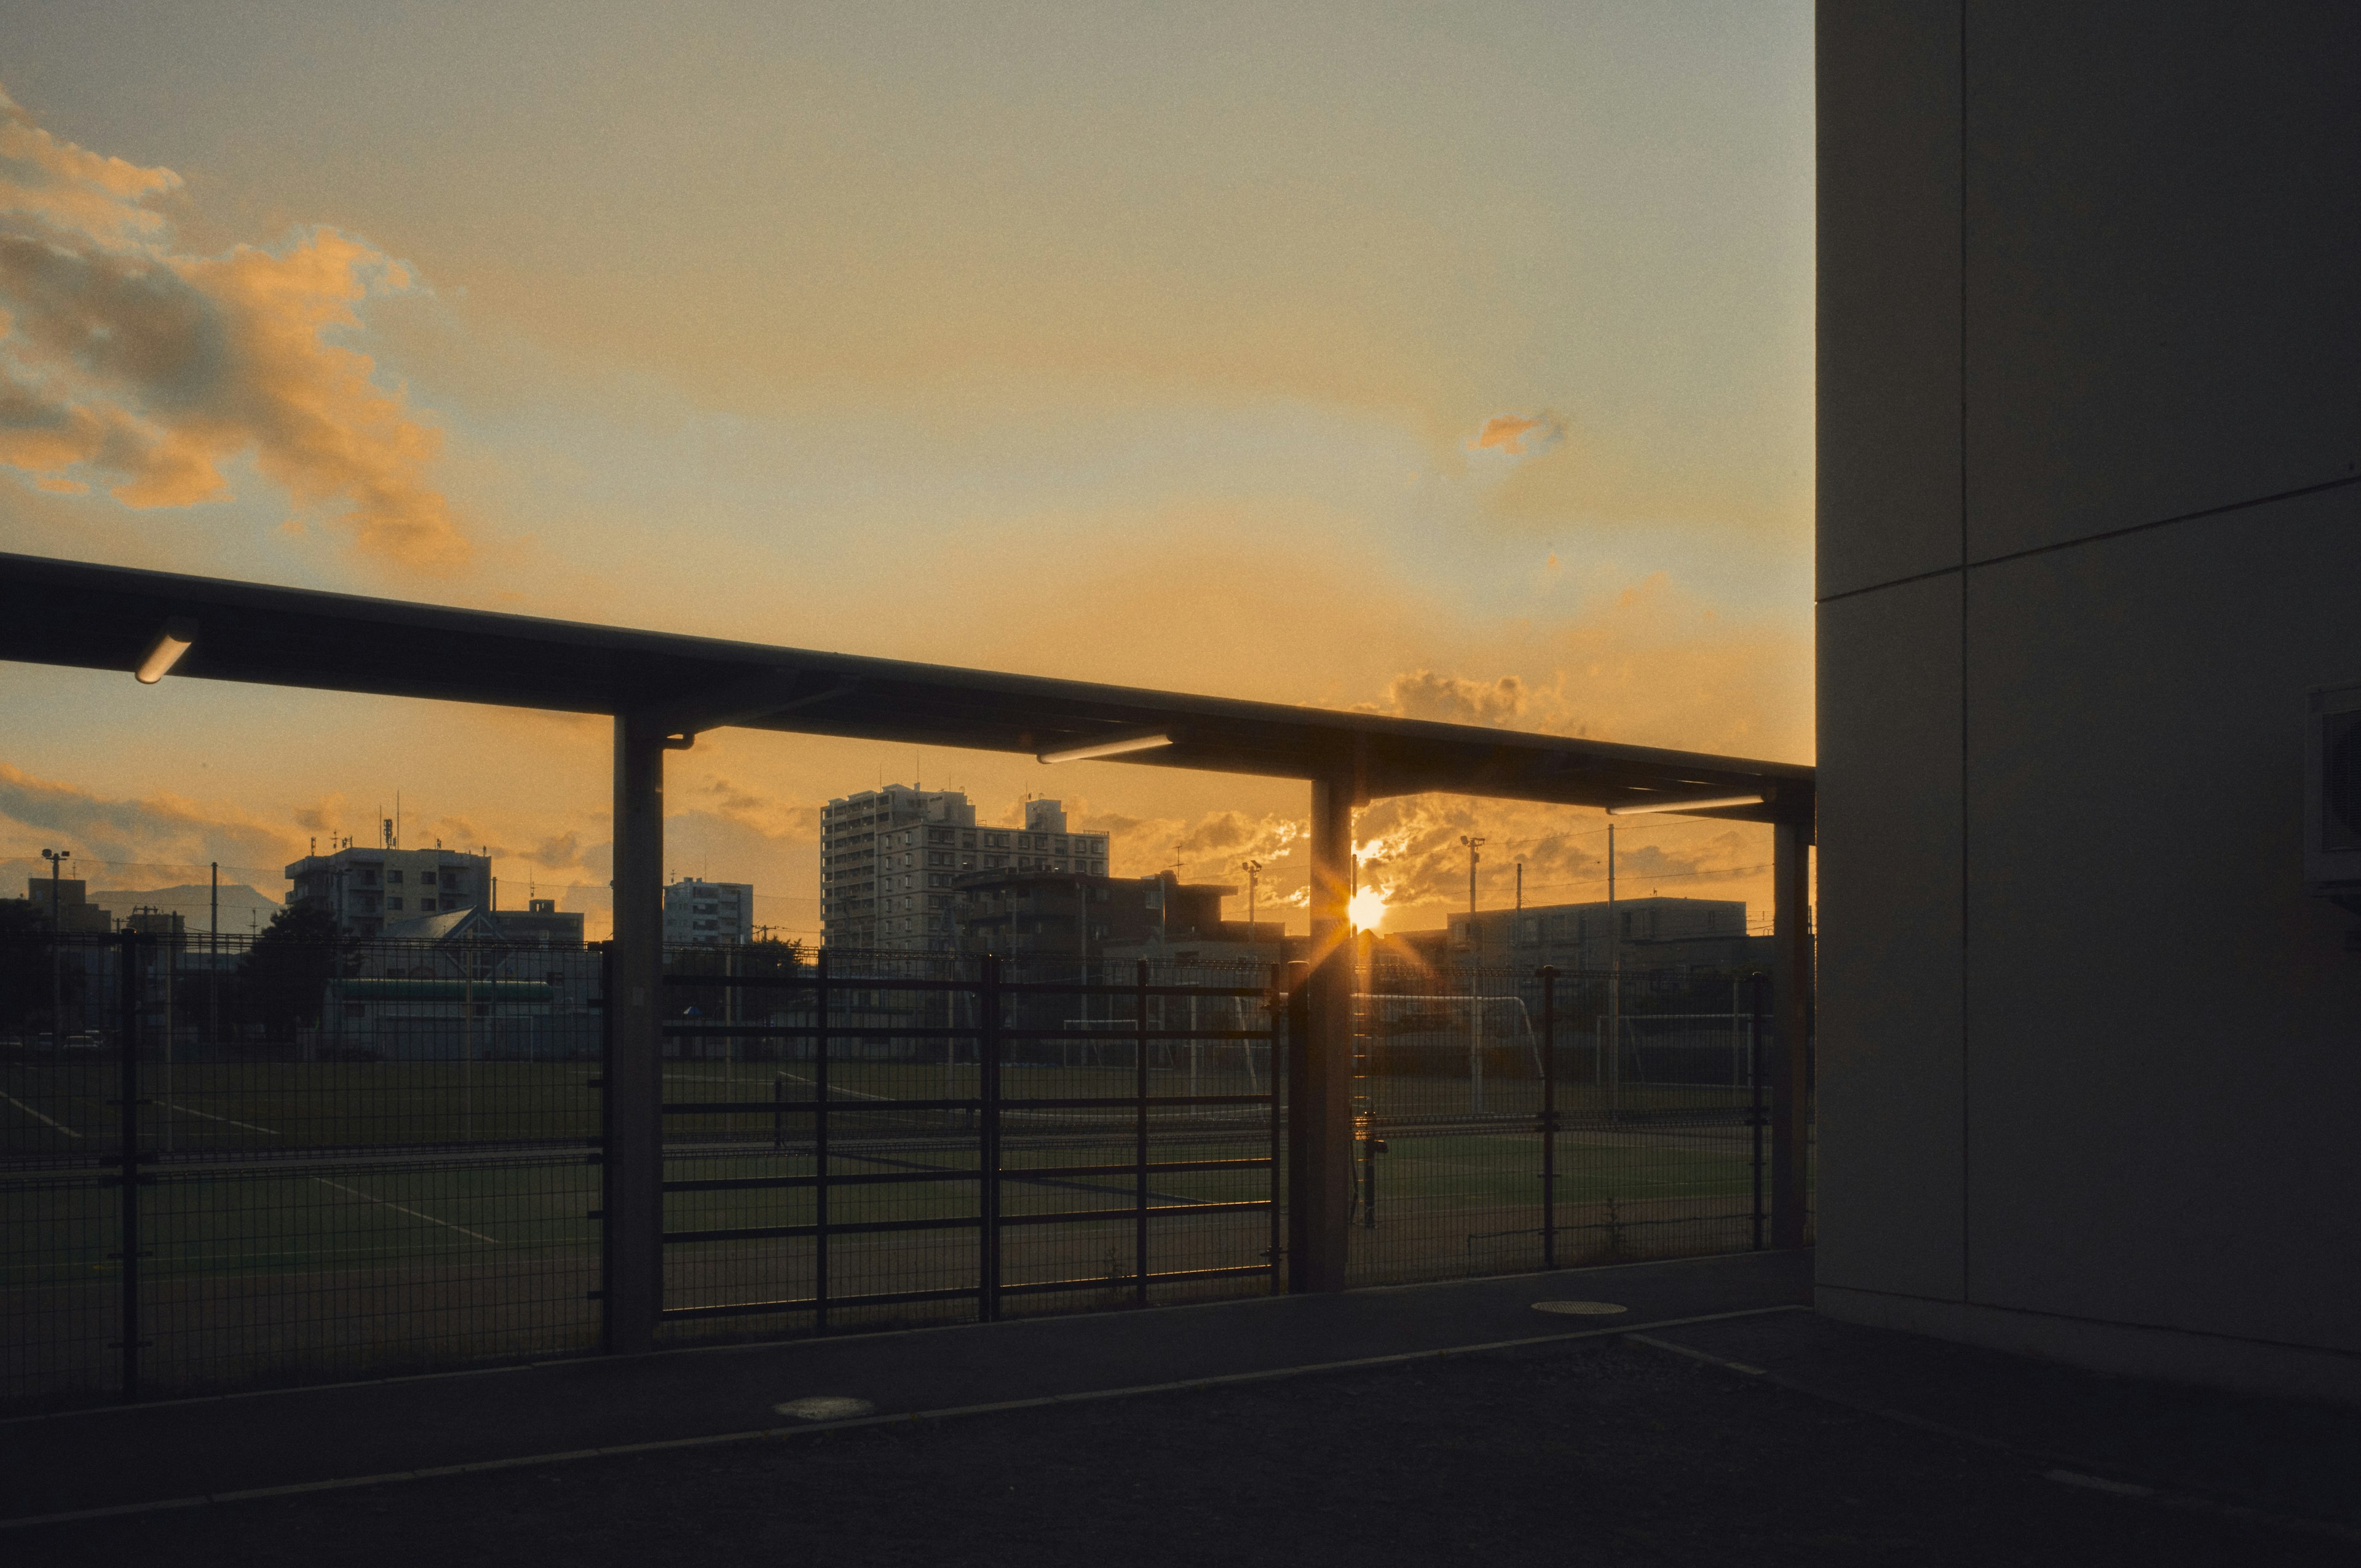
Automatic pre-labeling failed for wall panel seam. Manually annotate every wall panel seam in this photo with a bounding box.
[1820,469,2361,607]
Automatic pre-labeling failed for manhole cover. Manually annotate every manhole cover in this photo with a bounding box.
[1530,1300,1627,1316]
[773,1395,875,1421]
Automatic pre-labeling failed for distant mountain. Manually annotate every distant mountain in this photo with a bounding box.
[89,884,284,933]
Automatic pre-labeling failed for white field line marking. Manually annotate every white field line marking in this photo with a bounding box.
[0,1090,81,1138]
[310,1178,500,1245]
[156,1100,279,1135]
[769,1071,892,1102]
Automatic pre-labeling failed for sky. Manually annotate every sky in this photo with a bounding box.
[0,1,1815,941]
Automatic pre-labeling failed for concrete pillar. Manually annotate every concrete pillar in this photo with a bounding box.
[606,714,666,1351]
[1771,817,1814,1249]
[1289,774,1355,1291]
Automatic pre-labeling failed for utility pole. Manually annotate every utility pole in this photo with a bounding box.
[1515,858,1524,912]
[1240,860,1264,959]
[209,861,219,1057]
[42,848,69,1050]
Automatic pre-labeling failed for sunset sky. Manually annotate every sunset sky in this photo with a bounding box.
[0,1,1814,940]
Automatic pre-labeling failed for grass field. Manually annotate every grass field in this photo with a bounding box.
[1,1050,1803,1405]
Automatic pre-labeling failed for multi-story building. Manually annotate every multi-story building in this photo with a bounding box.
[7,877,113,935]
[821,788,1109,954]
[283,844,490,938]
[1445,896,1764,974]
[663,879,753,947]
[951,869,1230,963]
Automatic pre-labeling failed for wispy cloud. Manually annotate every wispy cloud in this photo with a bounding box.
[1466,410,1565,457]
[0,760,299,876]
[0,85,467,570]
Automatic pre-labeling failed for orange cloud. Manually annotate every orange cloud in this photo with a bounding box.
[1467,410,1565,457]
[1374,669,1528,727]
[0,87,467,571]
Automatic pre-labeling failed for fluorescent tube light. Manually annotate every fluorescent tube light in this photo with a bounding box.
[135,618,198,684]
[1605,792,1765,817]
[1038,732,1173,764]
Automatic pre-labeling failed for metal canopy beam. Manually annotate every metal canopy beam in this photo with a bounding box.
[0,553,1813,825]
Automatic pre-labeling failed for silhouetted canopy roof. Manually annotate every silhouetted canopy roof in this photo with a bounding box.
[0,552,1811,826]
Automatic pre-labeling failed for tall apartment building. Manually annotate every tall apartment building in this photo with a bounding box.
[820,787,1109,953]
[285,845,490,938]
[663,878,753,947]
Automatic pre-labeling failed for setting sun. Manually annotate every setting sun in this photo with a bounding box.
[1348,887,1390,931]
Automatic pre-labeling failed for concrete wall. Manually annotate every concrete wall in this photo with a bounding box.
[1816,1,2361,1401]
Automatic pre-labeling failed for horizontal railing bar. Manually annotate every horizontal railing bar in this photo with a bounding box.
[657,975,1270,998]
[661,1169,978,1193]
[997,981,1274,999]
[1000,1157,1270,1179]
[663,1024,973,1039]
[662,1098,979,1115]
[994,1263,1273,1297]
[999,1029,1276,1043]
[997,1200,1271,1227]
[660,1284,979,1320]
[998,1093,1273,1110]
[663,1213,981,1243]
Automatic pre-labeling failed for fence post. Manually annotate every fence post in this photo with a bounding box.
[1750,971,1767,1251]
[1283,959,1311,1290]
[606,715,668,1352]
[815,947,831,1331]
[979,954,1002,1321]
[117,930,143,1403]
[1540,965,1557,1270]
[1134,959,1150,1304]
[1770,818,1813,1249]
[1267,964,1284,1293]
[597,942,615,1352]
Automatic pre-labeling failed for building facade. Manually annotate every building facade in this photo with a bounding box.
[7,877,113,935]
[285,845,491,938]
[663,879,753,947]
[821,786,1109,953]
[951,868,1226,963]
[1445,896,1764,974]
[1818,6,2361,1402]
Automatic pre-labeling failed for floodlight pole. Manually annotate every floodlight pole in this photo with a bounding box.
[606,714,670,1352]
[42,849,68,1050]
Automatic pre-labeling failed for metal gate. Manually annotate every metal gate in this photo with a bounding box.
[651,953,1282,1333]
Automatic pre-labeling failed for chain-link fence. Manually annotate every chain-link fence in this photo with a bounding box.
[1,930,605,1410]
[655,952,1283,1344]
[3,933,1806,1411]
[1345,959,1804,1286]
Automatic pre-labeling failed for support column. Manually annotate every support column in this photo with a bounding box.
[1770,816,1814,1249]
[1289,774,1355,1291]
[606,714,666,1352]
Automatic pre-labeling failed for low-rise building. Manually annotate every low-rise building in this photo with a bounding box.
[322,905,599,1060]
[7,877,113,935]
[663,879,752,947]
[1444,896,1767,975]
[285,844,491,938]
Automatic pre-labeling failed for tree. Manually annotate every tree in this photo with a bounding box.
[234,903,353,1043]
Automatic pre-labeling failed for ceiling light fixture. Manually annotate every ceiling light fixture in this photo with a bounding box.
[1605,792,1765,817]
[135,618,198,684]
[1038,732,1173,764]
